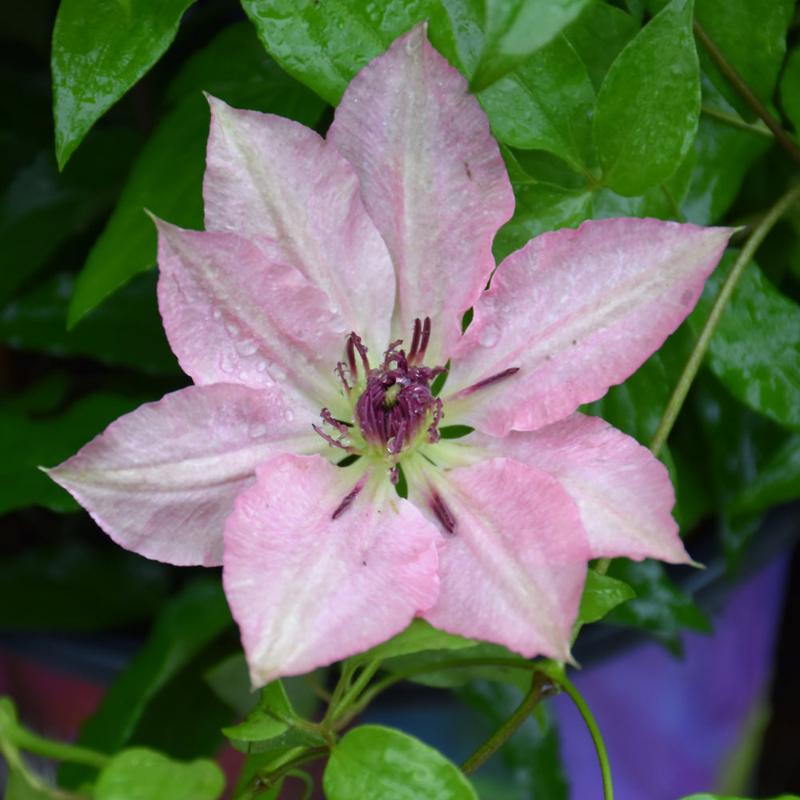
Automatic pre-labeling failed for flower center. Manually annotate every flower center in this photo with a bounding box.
[313,318,445,480]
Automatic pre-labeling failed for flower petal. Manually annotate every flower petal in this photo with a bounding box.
[468,414,691,564]
[445,219,732,435]
[328,25,514,364]
[156,220,348,410]
[407,456,588,661]
[45,384,320,567]
[203,97,394,353]
[223,455,439,686]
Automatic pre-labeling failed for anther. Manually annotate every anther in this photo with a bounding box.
[408,318,422,363]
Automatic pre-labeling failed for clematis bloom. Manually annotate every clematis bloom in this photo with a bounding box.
[48,25,732,687]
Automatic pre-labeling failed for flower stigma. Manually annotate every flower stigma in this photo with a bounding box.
[313,317,446,483]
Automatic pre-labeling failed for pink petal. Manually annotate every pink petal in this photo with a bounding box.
[45,384,320,567]
[408,457,588,661]
[223,455,439,686]
[445,219,732,435]
[203,97,394,353]
[468,414,691,564]
[156,220,348,411]
[328,25,514,364]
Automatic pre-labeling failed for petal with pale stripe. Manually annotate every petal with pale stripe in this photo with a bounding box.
[203,97,394,353]
[156,220,347,411]
[328,25,514,364]
[408,456,588,661]
[445,218,732,435]
[468,414,691,564]
[223,455,440,686]
[45,384,320,567]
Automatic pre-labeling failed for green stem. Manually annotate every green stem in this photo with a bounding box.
[693,20,800,165]
[330,660,382,726]
[321,662,358,727]
[554,673,614,800]
[248,747,328,797]
[649,181,800,456]
[12,727,109,770]
[461,672,551,775]
[700,105,772,138]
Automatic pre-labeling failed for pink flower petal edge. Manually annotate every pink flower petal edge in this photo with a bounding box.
[407,456,589,662]
[45,384,321,567]
[468,413,692,564]
[156,219,349,412]
[445,218,734,435]
[203,97,395,353]
[328,24,515,365]
[223,454,440,686]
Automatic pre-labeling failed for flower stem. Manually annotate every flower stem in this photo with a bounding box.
[693,20,800,165]
[700,105,772,138]
[329,660,382,726]
[11,726,109,770]
[461,672,552,775]
[551,672,614,800]
[649,181,800,456]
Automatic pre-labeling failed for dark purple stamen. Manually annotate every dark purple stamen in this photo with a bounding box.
[355,319,444,452]
[430,491,456,534]
[458,367,520,396]
[332,479,365,519]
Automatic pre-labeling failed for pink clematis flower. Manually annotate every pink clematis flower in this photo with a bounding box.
[47,25,731,687]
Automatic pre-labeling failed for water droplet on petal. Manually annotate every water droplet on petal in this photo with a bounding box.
[256,359,269,373]
[219,353,235,373]
[249,423,268,438]
[284,409,295,422]
[226,322,240,337]
[479,323,500,348]
[212,308,222,320]
[236,339,258,356]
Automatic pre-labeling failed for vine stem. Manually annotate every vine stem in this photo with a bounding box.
[11,726,109,769]
[649,181,800,456]
[693,20,800,165]
[546,670,614,800]
[461,672,551,775]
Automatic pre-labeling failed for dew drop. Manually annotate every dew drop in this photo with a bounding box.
[284,409,295,422]
[212,308,222,320]
[236,339,258,356]
[226,322,240,337]
[249,423,268,438]
[219,353,235,374]
[256,359,269,373]
[479,323,500,348]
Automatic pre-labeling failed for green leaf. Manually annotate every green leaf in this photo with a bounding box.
[223,681,325,754]
[563,1,638,90]
[0,392,145,514]
[695,0,794,120]
[732,433,800,516]
[593,0,700,196]
[0,271,177,374]
[469,0,592,91]
[690,255,800,431]
[5,769,52,800]
[51,0,197,168]
[780,47,800,132]
[324,725,478,800]
[578,570,636,625]
[479,35,596,169]
[67,22,325,326]
[204,654,256,716]
[94,748,224,800]
[0,539,168,631]
[352,619,474,663]
[242,0,454,105]
[0,129,139,304]
[60,581,231,788]
[682,111,770,225]
[606,560,711,653]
